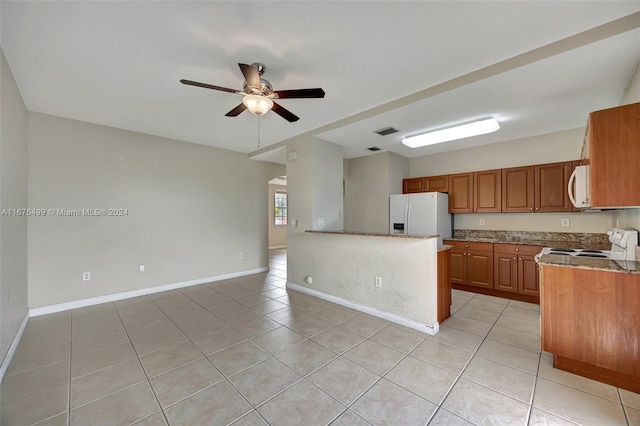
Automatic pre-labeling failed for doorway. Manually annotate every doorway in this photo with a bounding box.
[268,176,287,250]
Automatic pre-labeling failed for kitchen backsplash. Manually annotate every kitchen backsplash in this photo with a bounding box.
[453,229,610,249]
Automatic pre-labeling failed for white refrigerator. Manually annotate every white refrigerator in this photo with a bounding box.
[389,192,451,243]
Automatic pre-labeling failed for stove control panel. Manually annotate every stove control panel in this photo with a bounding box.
[607,228,638,250]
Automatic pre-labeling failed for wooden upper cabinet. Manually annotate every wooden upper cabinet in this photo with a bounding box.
[425,175,449,192]
[449,170,501,213]
[534,161,572,212]
[587,102,640,207]
[403,176,449,194]
[474,169,501,213]
[403,178,425,194]
[448,173,473,213]
[502,166,534,213]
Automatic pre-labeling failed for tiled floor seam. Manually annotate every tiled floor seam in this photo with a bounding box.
[524,341,543,425]
[66,311,72,426]
[111,302,171,425]
[142,290,285,424]
[430,297,518,425]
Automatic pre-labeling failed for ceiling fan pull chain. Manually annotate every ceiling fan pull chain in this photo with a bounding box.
[257,115,261,148]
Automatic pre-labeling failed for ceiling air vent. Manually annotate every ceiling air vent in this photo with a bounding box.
[373,127,399,136]
[367,147,382,152]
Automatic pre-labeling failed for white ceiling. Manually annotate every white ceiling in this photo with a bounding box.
[2,2,639,163]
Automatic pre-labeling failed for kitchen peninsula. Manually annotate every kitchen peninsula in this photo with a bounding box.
[286,230,451,334]
[538,254,640,393]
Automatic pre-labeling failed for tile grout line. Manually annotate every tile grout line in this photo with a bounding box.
[67,311,73,426]
[112,301,171,426]
[425,294,516,425]
[525,345,545,426]
[425,292,490,425]
[145,283,280,425]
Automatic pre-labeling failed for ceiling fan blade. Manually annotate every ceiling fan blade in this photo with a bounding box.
[274,88,325,99]
[180,79,238,94]
[225,103,247,117]
[271,102,300,122]
[238,63,260,89]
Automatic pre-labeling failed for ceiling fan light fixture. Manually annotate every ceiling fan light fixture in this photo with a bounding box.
[242,94,274,116]
[402,118,500,148]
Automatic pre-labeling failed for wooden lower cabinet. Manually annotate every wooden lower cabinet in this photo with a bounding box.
[540,264,640,393]
[437,248,451,323]
[446,241,493,289]
[493,244,542,295]
[445,240,542,303]
[519,254,540,296]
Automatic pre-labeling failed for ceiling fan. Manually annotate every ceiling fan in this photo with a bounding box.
[180,63,325,122]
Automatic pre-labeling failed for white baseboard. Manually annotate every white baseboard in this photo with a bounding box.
[268,245,287,249]
[29,267,269,317]
[286,282,439,335]
[0,311,29,382]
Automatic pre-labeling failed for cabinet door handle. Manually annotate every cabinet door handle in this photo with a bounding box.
[529,207,533,211]
[513,257,516,260]
[518,257,522,261]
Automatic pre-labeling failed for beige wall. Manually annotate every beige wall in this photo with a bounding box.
[408,128,613,233]
[288,233,438,330]
[0,49,29,366]
[344,152,409,234]
[409,128,584,177]
[286,136,345,292]
[268,184,287,248]
[345,153,389,233]
[27,113,284,308]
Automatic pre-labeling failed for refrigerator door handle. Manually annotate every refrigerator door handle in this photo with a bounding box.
[406,203,411,235]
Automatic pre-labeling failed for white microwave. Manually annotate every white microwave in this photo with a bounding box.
[568,165,590,209]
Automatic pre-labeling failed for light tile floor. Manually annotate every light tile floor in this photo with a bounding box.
[1,248,639,425]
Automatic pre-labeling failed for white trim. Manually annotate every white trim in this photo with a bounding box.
[286,282,439,335]
[268,245,287,250]
[0,311,30,382]
[29,267,269,317]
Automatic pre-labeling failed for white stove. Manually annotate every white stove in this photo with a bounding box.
[537,228,638,261]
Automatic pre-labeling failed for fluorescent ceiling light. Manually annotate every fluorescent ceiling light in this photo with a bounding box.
[402,118,500,148]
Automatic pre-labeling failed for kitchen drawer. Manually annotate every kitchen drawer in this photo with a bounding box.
[494,243,542,255]
[444,240,493,252]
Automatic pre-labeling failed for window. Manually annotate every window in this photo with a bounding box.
[274,191,287,225]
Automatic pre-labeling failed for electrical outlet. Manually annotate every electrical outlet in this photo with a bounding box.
[561,218,570,227]
[374,276,382,288]
[139,264,145,272]
[479,218,485,226]
[82,272,91,281]
[239,252,244,260]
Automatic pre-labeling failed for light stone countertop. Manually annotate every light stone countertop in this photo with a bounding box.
[305,231,452,252]
[537,254,640,274]
[305,230,438,240]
